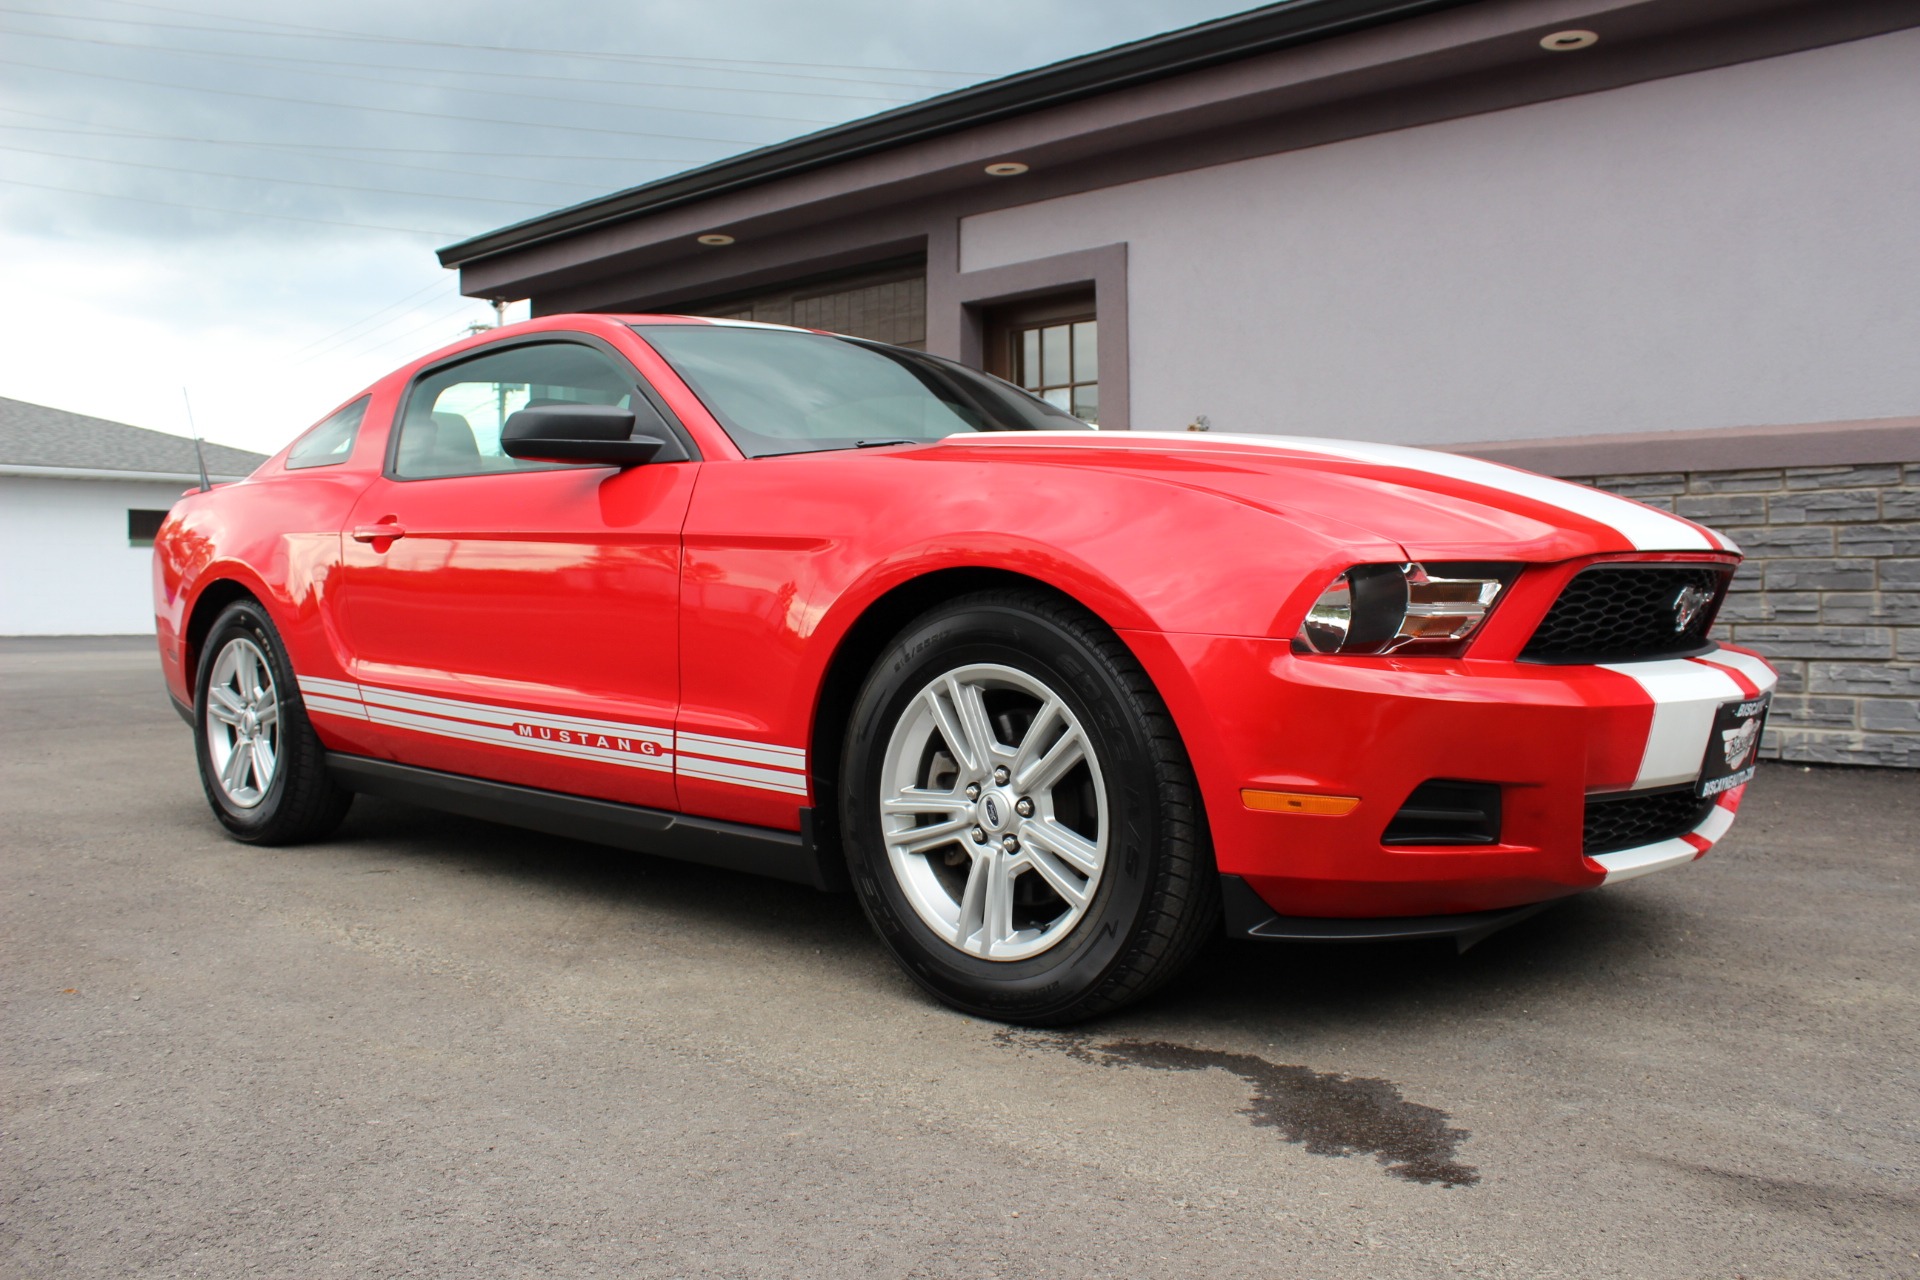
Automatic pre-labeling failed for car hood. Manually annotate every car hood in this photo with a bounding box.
[927,431,1733,561]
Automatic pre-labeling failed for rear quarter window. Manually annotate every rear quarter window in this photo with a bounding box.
[285,397,370,470]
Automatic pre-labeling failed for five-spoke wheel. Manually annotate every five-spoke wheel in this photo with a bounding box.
[204,636,281,808]
[192,600,352,844]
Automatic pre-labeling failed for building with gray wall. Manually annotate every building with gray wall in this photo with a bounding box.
[0,398,266,635]
[439,0,1919,767]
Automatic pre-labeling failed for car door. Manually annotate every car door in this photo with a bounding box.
[335,336,695,810]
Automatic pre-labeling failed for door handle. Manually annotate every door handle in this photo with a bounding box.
[351,521,407,543]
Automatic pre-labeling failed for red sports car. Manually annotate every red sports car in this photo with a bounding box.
[154,314,1775,1023]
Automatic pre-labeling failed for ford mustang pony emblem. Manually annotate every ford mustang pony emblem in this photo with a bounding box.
[1672,583,1713,632]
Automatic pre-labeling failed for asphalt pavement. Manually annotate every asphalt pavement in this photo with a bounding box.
[3,637,1916,1279]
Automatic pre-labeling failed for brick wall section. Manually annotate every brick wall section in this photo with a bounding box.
[1569,462,1920,768]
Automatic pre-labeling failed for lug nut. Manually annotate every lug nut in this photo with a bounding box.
[970,826,988,844]
[993,766,1011,785]
[1015,797,1034,817]
[1001,835,1020,853]
[964,783,981,800]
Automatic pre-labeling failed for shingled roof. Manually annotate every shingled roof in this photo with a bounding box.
[0,397,267,482]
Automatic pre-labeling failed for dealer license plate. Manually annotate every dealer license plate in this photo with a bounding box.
[1698,691,1771,798]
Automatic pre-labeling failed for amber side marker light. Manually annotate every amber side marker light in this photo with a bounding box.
[1241,789,1360,816]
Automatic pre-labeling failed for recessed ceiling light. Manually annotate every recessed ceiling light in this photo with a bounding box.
[984,161,1029,177]
[1540,29,1598,51]
[696,233,735,246]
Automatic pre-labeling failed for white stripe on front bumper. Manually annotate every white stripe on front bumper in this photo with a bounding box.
[1591,836,1698,882]
[1599,658,1747,788]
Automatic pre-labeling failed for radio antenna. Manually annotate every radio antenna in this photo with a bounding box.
[182,387,211,492]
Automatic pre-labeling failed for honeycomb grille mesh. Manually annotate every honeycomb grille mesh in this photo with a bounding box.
[1522,566,1729,663]
[1584,788,1715,856]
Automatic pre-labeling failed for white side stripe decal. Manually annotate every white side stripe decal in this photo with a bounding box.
[943,431,1719,552]
[294,678,807,798]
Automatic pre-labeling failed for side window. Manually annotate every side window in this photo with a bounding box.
[285,396,369,470]
[393,342,660,480]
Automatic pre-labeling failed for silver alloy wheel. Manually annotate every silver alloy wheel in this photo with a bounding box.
[204,636,281,809]
[879,662,1108,961]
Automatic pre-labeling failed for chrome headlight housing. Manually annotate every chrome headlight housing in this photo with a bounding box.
[1295,562,1516,656]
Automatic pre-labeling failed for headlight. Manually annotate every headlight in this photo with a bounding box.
[1295,562,1515,655]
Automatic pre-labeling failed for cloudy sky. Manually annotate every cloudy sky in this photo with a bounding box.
[0,0,1253,456]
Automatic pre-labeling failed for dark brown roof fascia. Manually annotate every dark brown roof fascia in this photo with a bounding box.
[435,0,1476,271]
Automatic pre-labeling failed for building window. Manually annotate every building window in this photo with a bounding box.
[128,509,169,547]
[1013,318,1098,425]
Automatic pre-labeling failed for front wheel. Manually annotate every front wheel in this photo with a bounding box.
[193,600,352,845]
[840,589,1217,1025]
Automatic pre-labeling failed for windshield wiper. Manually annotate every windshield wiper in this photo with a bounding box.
[853,438,922,448]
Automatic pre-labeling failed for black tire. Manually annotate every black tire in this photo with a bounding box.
[840,588,1218,1025]
[192,599,352,845]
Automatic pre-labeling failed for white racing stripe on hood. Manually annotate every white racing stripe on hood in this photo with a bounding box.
[946,431,1718,552]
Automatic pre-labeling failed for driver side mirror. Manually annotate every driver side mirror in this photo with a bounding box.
[500,403,677,466]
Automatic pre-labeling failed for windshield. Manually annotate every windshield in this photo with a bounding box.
[632,323,1090,458]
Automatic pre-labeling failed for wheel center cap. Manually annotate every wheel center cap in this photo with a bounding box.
[977,790,1017,834]
[241,708,258,734]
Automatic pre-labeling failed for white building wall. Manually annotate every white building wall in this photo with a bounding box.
[960,27,1920,445]
[0,476,191,634]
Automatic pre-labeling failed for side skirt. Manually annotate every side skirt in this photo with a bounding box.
[325,753,844,891]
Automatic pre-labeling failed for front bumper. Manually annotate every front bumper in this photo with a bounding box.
[1121,630,1777,920]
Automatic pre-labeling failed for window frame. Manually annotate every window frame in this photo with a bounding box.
[1011,316,1098,424]
[383,333,698,483]
[128,508,170,548]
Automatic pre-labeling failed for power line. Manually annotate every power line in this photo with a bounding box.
[320,298,494,365]
[0,122,633,190]
[2,4,987,90]
[0,55,788,145]
[0,175,459,236]
[0,20,923,105]
[297,295,478,366]
[0,25,858,126]
[0,141,562,208]
[0,105,705,166]
[99,0,988,78]
[285,279,455,360]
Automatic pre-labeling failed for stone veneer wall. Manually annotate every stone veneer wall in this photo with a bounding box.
[1567,463,1920,768]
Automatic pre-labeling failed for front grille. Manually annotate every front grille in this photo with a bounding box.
[1521,565,1730,663]
[1583,787,1714,856]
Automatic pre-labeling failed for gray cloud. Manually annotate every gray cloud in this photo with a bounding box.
[0,0,1250,450]
[2,0,1249,245]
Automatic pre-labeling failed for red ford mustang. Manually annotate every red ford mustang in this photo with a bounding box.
[154,314,1775,1023]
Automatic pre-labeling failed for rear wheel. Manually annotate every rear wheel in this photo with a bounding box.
[193,600,352,845]
[840,588,1217,1024]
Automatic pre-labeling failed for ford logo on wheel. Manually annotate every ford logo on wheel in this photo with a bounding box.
[983,795,1001,827]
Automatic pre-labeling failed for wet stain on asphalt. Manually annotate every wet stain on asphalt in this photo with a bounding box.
[997,1031,1478,1187]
